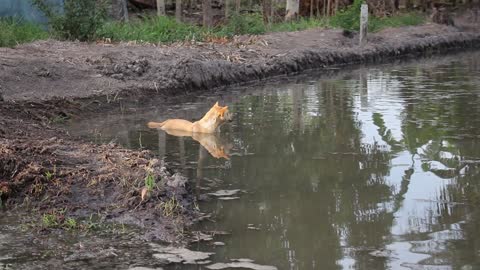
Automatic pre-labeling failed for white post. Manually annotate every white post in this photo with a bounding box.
[359,3,368,46]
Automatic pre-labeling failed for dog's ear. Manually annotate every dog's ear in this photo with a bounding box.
[214,101,219,107]
[218,106,228,116]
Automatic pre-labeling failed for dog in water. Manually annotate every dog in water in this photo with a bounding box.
[147,102,232,159]
[147,102,231,133]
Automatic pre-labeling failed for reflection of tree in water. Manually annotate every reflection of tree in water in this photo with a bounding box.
[224,79,396,269]
[391,54,480,267]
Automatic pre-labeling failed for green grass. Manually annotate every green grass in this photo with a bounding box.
[97,16,204,43]
[369,13,425,32]
[0,18,49,47]
[97,11,424,44]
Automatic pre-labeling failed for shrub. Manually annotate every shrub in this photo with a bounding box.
[32,0,108,41]
[330,0,364,31]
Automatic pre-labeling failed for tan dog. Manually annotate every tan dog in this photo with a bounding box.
[147,102,232,134]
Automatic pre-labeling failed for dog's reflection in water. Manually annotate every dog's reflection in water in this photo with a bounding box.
[158,128,231,160]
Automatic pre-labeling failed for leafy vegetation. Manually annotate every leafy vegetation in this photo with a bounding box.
[1,0,425,45]
[32,0,108,41]
[330,0,424,32]
[0,17,48,47]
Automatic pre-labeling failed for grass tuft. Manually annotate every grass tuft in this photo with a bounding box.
[0,17,48,47]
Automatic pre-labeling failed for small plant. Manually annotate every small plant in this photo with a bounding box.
[42,213,60,228]
[65,217,78,230]
[158,196,180,217]
[144,173,155,191]
[45,171,53,181]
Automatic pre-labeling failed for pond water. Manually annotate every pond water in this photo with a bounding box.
[6,51,480,270]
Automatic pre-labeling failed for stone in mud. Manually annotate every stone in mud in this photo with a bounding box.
[206,261,278,270]
[213,242,225,246]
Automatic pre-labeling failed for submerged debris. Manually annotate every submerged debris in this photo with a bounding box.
[151,244,213,264]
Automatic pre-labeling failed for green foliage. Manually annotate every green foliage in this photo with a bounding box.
[330,0,424,32]
[44,171,53,181]
[144,173,155,191]
[269,17,329,32]
[0,17,48,47]
[369,13,425,32]
[32,0,108,41]
[98,16,203,43]
[330,0,364,31]
[216,14,266,37]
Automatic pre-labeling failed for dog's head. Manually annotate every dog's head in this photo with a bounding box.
[213,102,232,123]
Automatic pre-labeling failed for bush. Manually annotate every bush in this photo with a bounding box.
[32,0,108,41]
[330,0,364,31]
[0,17,48,47]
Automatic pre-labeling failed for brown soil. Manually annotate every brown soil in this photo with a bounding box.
[0,22,479,242]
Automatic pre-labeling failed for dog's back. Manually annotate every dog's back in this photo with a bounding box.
[147,119,194,131]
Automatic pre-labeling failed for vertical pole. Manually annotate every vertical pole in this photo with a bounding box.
[359,3,368,46]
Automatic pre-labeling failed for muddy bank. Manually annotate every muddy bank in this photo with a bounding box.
[1,24,479,102]
[0,101,203,243]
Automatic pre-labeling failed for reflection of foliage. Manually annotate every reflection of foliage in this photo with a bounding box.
[372,112,402,152]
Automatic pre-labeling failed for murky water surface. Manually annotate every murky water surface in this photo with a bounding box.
[5,52,480,269]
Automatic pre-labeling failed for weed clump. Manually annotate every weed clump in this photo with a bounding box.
[0,17,48,47]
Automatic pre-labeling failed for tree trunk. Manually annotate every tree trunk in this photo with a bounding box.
[157,0,165,15]
[176,0,182,22]
[310,0,314,17]
[235,0,241,14]
[111,0,129,21]
[285,0,299,20]
[225,0,230,18]
[334,0,338,15]
[326,0,331,16]
[263,0,272,24]
[203,0,212,26]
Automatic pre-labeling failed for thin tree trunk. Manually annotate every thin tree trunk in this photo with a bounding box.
[285,0,299,20]
[334,0,338,15]
[203,0,212,26]
[263,0,272,24]
[225,0,230,18]
[235,0,241,14]
[323,0,326,16]
[316,0,320,17]
[157,0,165,15]
[271,0,275,21]
[176,0,182,22]
[326,0,331,16]
[310,0,315,18]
